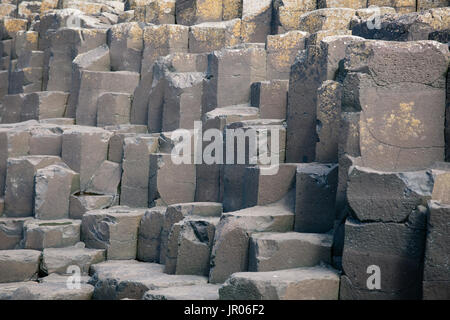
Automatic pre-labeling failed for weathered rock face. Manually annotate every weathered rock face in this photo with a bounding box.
[34,163,79,220]
[342,40,449,171]
[209,197,294,284]
[295,163,338,233]
[137,207,167,263]
[347,164,434,223]
[4,155,62,217]
[286,35,364,163]
[41,245,106,275]
[341,216,427,300]
[81,206,146,260]
[0,249,41,283]
[352,8,450,42]
[423,201,450,300]
[89,260,207,300]
[0,0,448,302]
[143,284,220,300]
[249,232,333,272]
[0,217,31,250]
[219,266,340,300]
[0,280,94,300]
[22,219,81,250]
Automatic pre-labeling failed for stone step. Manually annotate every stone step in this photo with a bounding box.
[143,284,221,300]
[241,164,297,208]
[219,265,340,300]
[0,281,94,300]
[294,162,338,233]
[159,202,222,265]
[249,232,333,272]
[89,260,208,300]
[209,195,295,283]
[0,217,31,250]
[0,249,41,283]
[164,216,220,276]
[81,206,146,260]
[22,219,81,250]
[250,80,288,119]
[41,244,106,276]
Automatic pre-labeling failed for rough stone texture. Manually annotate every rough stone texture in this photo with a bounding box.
[160,202,222,264]
[41,246,106,275]
[66,44,111,118]
[0,249,41,283]
[188,19,241,54]
[298,8,355,34]
[143,284,220,300]
[202,44,267,114]
[81,207,146,260]
[4,155,61,217]
[62,127,112,191]
[196,105,259,203]
[21,91,69,121]
[347,162,434,223]
[243,164,297,208]
[135,0,176,24]
[34,163,79,220]
[0,95,26,124]
[315,80,342,163]
[0,281,94,300]
[137,207,166,263]
[0,127,30,197]
[22,219,81,250]
[75,71,139,126]
[174,217,219,276]
[367,0,416,13]
[318,0,366,9]
[352,8,450,41]
[0,18,28,40]
[295,163,338,233]
[341,216,427,300]
[417,0,449,10]
[28,125,63,156]
[0,217,31,250]
[273,0,316,34]
[89,260,207,300]
[69,194,116,220]
[241,0,272,43]
[140,23,189,82]
[85,160,121,195]
[222,119,287,212]
[250,80,288,119]
[266,31,308,80]
[96,92,132,127]
[286,35,364,163]
[108,22,143,72]
[249,232,333,272]
[219,266,340,300]
[342,40,449,171]
[46,28,107,93]
[161,72,204,131]
[209,197,294,283]
[149,153,196,206]
[120,135,158,207]
[423,201,450,299]
[176,0,223,26]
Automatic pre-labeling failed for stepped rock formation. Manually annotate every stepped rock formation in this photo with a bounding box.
[0,0,449,300]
